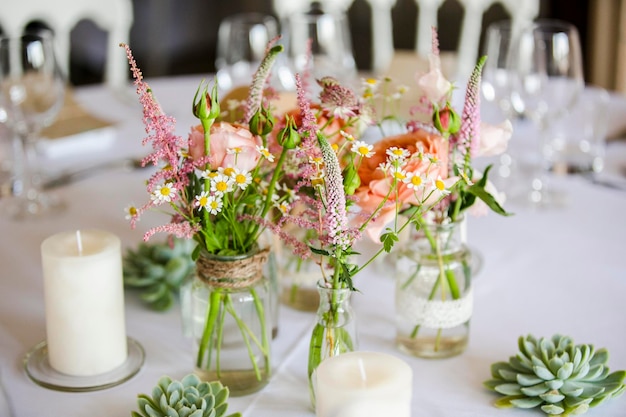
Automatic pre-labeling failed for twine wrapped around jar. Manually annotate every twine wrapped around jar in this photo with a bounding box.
[195,248,269,289]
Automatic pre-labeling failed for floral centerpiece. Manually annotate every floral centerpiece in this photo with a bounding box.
[353,29,513,358]
[120,42,312,395]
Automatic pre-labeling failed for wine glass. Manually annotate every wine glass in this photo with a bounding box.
[281,8,357,92]
[215,13,280,92]
[507,19,584,206]
[481,20,525,187]
[0,30,65,219]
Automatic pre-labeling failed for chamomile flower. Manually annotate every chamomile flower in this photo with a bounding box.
[226,147,242,155]
[219,166,236,177]
[211,173,234,195]
[256,145,275,162]
[199,169,218,180]
[351,141,374,158]
[194,191,210,211]
[274,201,291,215]
[391,167,407,182]
[232,168,252,190]
[309,156,324,167]
[432,176,451,196]
[124,204,138,220]
[283,186,300,202]
[151,182,176,203]
[386,146,410,161]
[340,130,355,142]
[206,195,223,215]
[404,172,425,189]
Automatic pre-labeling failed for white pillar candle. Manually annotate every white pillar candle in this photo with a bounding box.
[41,229,127,376]
[315,351,412,417]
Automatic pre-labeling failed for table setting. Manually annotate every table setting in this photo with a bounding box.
[1,12,626,417]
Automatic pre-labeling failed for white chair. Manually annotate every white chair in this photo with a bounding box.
[272,0,539,78]
[0,0,134,90]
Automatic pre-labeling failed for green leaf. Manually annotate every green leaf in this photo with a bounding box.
[493,395,525,408]
[510,397,543,408]
[494,383,522,395]
[540,404,565,415]
[465,165,512,216]
[380,230,399,253]
[520,382,550,396]
[309,246,330,256]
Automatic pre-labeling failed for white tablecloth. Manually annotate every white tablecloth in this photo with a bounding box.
[1,76,625,417]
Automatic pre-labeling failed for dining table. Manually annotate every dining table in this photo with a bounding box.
[0,74,625,417]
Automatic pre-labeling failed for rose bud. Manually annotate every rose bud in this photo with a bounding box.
[433,102,460,136]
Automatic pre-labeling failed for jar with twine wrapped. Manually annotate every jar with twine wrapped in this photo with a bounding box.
[191,247,271,396]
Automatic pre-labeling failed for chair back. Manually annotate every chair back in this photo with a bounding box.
[0,0,134,89]
[272,0,539,77]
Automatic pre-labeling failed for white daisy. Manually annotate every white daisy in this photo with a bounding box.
[351,141,374,158]
[206,195,223,215]
[432,176,451,196]
[386,146,410,161]
[404,172,425,189]
[256,145,275,162]
[124,204,138,220]
[211,173,234,195]
[151,182,176,203]
[232,168,252,190]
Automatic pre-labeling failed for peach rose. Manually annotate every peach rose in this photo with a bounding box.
[188,122,261,171]
[355,129,451,240]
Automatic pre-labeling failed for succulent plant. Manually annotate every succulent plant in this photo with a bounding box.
[123,238,195,311]
[485,334,625,416]
[132,374,241,417]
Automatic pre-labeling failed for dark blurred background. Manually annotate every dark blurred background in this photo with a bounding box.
[5,0,591,85]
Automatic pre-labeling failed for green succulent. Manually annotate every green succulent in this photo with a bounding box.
[132,374,241,417]
[123,238,195,311]
[485,334,626,416]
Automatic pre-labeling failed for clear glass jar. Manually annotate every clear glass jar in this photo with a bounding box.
[308,281,357,407]
[395,219,472,358]
[191,248,271,396]
[279,253,322,312]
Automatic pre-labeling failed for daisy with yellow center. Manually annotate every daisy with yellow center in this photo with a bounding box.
[331,143,339,153]
[232,168,252,190]
[210,173,234,195]
[194,191,210,210]
[206,195,223,215]
[274,201,291,215]
[124,205,138,220]
[200,169,218,179]
[256,145,275,162]
[151,182,176,203]
[226,147,242,155]
[219,166,236,177]
[403,172,425,189]
[351,141,374,158]
[391,167,407,181]
[340,130,355,142]
[459,170,473,185]
[386,146,410,161]
[309,156,324,167]
[432,176,451,196]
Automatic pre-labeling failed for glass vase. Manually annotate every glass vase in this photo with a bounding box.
[395,219,472,358]
[307,281,357,407]
[191,248,271,396]
[279,253,322,312]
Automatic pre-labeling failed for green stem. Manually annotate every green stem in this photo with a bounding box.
[196,290,222,368]
[223,295,263,381]
[250,286,271,373]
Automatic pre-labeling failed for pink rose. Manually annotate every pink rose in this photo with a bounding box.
[476,120,513,157]
[188,122,261,171]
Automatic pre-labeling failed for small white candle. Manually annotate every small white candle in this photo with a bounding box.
[41,229,127,376]
[315,351,413,417]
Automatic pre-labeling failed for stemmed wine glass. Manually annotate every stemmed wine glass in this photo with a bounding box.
[507,19,584,206]
[481,20,524,187]
[0,30,65,218]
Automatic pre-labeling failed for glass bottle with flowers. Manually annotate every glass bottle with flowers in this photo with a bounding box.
[357,29,513,358]
[120,43,310,395]
[275,69,461,405]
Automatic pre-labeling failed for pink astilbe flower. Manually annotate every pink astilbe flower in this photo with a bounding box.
[239,214,311,259]
[121,44,184,172]
[295,73,319,149]
[243,43,283,123]
[143,222,200,242]
[456,56,486,160]
[318,133,351,250]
